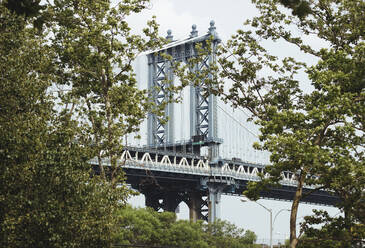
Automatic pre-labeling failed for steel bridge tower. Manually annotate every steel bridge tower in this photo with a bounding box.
[147,21,222,158]
[145,21,225,222]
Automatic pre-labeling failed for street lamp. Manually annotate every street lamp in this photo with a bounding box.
[241,197,290,248]
[273,208,291,230]
[273,209,290,245]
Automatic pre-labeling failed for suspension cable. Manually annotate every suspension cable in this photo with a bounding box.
[217,104,259,137]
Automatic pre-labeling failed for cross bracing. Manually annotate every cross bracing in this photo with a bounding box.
[150,60,170,144]
[147,21,221,160]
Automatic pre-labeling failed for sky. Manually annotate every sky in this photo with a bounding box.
[126,0,339,244]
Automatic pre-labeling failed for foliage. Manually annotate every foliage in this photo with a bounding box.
[0,0,165,247]
[278,0,311,18]
[114,206,259,248]
[0,4,130,247]
[299,208,365,248]
[177,0,364,247]
[3,0,44,18]
[166,219,209,248]
[114,206,209,248]
[114,206,176,246]
[49,0,165,186]
[204,220,258,248]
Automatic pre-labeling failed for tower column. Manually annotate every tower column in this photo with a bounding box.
[188,191,207,222]
[208,184,224,222]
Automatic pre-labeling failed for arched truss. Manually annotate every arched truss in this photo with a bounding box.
[90,149,302,187]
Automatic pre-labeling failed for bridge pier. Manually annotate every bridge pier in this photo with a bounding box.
[143,188,212,222]
[188,192,208,222]
[142,182,227,223]
[207,184,224,222]
[144,190,185,213]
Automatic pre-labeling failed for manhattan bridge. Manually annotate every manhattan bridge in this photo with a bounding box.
[91,21,337,223]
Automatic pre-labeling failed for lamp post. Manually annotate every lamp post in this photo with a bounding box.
[273,208,291,229]
[241,197,290,248]
[273,209,290,246]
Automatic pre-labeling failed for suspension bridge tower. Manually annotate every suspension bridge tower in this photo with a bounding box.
[144,21,225,222]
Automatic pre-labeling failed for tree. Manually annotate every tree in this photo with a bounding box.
[203,220,258,248]
[182,0,364,247]
[278,0,311,18]
[114,206,209,248]
[164,219,209,248]
[298,209,364,248]
[3,0,44,18]
[114,206,175,246]
[0,4,128,247]
[114,206,259,248]
[50,0,165,186]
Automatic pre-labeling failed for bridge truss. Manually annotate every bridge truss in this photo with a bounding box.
[91,147,338,222]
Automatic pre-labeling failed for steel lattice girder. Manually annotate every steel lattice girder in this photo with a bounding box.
[147,23,221,148]
[148,56,173,146]
[154,63,168,144]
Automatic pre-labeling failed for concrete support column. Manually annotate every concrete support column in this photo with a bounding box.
[189,192,202,222]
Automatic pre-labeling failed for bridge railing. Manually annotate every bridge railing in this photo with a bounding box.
[90,149,303,187]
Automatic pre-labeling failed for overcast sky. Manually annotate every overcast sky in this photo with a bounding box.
[126,0,339,244]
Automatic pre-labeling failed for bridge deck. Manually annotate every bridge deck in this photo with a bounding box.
[90,147,338,206]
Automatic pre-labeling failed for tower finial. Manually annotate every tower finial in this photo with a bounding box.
[190,24,198,38]
[166,29,173,41]
[208,20,216,34]
[208,20,221,42]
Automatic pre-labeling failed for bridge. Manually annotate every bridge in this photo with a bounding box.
[93,21,338,223]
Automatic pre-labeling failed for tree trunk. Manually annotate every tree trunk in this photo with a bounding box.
[290,173,305,248]
[97,154,106,180]
[102,68,115,184]
[86,99,106,180]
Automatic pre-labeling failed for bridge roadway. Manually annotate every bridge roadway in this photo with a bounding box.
[90,146,338,222]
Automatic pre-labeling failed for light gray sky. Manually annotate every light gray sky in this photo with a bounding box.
[127,0,339,244]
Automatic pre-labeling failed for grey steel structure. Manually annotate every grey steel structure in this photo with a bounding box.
[91,147,338,223]
[146,21,225,222]
[147,21,222,160]
[103,22,338,223]
[147,30,175,145]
